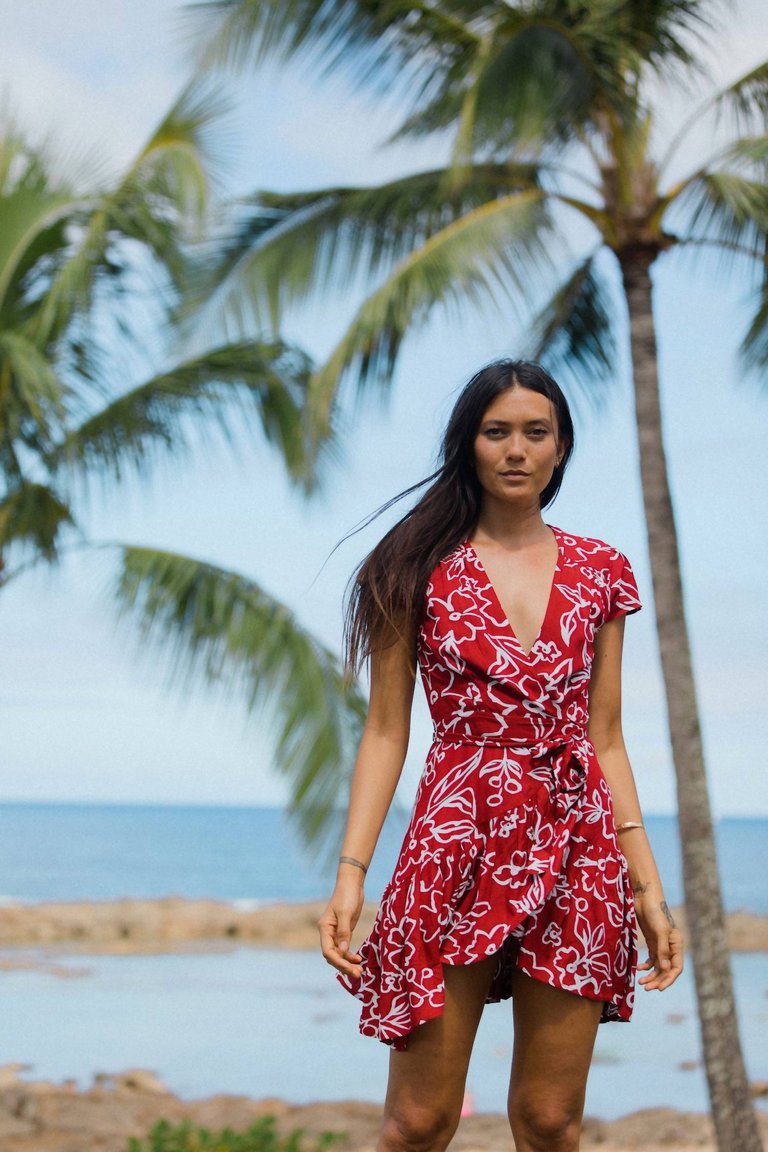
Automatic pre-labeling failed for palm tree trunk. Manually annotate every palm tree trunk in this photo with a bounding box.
[619,247,762,1152]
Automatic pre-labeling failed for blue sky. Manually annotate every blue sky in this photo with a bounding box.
[1,1,767,816]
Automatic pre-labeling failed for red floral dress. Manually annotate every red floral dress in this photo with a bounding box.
[339,525,643,1050]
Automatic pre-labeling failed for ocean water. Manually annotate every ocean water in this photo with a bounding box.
[0,802,765,911]
[0,803,765,1118]
[0,948,765,1120]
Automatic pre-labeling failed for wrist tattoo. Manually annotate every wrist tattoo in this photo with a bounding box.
[660,900,676,928]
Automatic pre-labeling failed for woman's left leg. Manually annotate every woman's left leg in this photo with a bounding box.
[507,969,603,1152]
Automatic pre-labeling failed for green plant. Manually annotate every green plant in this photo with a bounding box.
[127,1116,345,1152]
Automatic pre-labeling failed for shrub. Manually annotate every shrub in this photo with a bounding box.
[127,1116,344,1152]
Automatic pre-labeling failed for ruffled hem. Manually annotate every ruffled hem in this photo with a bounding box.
[337,799,637,1050]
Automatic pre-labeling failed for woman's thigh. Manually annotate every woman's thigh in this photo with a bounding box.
[380,955,496,1133]
[507,969,603,1140]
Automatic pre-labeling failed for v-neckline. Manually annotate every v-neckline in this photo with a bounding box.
[464,525,562,659]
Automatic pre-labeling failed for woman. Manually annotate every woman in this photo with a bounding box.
[318,360,684,1152]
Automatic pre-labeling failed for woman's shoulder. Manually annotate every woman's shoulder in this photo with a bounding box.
[553,526,642,616]
[552,524,632,565]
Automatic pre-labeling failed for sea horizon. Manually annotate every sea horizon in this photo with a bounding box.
[0,797,764,817]
[0,802,765,912]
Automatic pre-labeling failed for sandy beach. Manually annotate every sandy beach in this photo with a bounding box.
[0,1064,764,1152]
[0,900,765,1149]
[0,897,766,955]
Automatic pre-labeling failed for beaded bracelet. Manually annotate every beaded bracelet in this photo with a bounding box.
[615,821,645,833]
[339,855,368,875]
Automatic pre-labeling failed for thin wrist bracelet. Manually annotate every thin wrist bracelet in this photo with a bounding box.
[615,821,645,833]
[339,855,368,875]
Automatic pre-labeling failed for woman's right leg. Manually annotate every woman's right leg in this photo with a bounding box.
[377,953,496,1152]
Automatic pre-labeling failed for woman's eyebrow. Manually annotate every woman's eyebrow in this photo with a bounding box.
[481,417,553,427]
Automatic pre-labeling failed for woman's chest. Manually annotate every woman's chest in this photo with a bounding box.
[418,543,613,680]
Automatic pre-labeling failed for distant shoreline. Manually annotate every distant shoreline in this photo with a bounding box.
[0,897,766,955]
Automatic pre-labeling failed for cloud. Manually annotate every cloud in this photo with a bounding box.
[0,1,187,177]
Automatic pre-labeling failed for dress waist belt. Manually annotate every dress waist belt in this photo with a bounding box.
[431,720,591,822]
[432,717,588,747]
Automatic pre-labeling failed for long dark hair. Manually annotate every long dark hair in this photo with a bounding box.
[343,359,574,673]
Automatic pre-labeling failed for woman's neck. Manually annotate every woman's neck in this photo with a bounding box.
[472,500,550,549]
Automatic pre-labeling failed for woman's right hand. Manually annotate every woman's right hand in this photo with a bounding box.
[317,876,365,979]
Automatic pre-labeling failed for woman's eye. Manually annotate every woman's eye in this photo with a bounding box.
[484,428,504,438]
[528,428,547,438]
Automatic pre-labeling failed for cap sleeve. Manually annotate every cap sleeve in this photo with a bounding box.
[606,550,642,621]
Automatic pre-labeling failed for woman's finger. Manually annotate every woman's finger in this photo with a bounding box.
[335,910,353,955]
[323,944,363,978]
[638,927,684,990]
[317,909,362,977]
[657,929,685,988]
[318,918,338,960]
[656,933,671,973]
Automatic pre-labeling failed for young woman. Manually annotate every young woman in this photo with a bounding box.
[318,360,684,1152]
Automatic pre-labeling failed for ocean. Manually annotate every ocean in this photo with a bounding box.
[0,803,765,911]
[0,803,765,1120]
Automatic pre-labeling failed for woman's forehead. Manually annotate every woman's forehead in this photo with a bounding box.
[481,387,555,422]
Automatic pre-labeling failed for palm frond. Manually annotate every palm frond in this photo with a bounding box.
[672,171,768,263]
[207,164,542,334]
[0,142,78,321]
[617,0,712,68]
[308,188,553,422]
[51,340,318,489]
[184,0,478,93]
[710,58,768,135]
[741,278,768,373]
[708,134,768,176]
[132,81,227,232]
[186,0,712,153]
[114,546,367,847]
[660,58,768,174]
[393,15,600,153]
[32,83,225,348]
[0,480,74,562]
[398,3,710,153]
[0,331,69,460]
[528,252,617,408]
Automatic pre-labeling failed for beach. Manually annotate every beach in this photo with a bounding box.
[0,1064,766,1152]
[0,897,767,955]
[0,898,766,1149]
[0,810,765,1147]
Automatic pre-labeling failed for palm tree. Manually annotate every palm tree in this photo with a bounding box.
[0,91,366,847]
[184,2,767,1148]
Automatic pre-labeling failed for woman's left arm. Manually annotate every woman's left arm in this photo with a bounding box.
[588,615,685,992]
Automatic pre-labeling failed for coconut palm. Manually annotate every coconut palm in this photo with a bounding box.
[185,2,767,1147]
[0,91,366,846]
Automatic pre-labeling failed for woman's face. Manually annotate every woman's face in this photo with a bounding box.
[473,386,562,506]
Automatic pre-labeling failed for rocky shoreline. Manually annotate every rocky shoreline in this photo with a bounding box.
[0,902,766,1149]
[0,898,766,955]
[0,1065,764,1152]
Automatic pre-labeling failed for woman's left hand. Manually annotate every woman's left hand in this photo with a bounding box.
[635,893,685,991]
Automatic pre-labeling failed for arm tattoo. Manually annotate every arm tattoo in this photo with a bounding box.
[660,901,677,928]
[632,881,650,896]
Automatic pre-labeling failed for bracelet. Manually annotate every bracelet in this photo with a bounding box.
[338,855,368,875]
[615,821,645,833]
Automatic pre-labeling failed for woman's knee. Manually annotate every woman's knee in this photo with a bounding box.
[508,1091,582,1151]
[379,1102,460,1152]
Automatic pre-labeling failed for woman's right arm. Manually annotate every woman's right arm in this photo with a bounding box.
[317,631,416,978]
